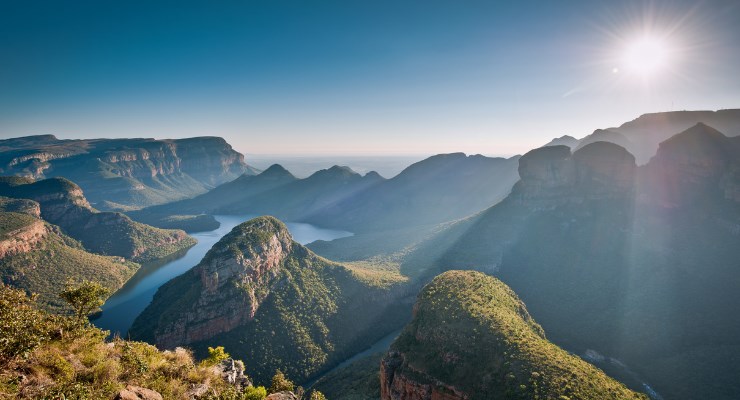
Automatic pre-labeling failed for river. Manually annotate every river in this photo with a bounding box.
[92,215,352,337]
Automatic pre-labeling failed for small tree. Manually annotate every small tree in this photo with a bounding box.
[59,280,110,324]
[203,345,230,366]
[268,369,294,393]
[309,390,327,400]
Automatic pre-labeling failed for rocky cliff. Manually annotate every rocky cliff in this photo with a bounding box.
[0,177,195,262]
[130,216,412,384]
[511,141,636,208]
[0,135,256,210]
[380,271,646,400]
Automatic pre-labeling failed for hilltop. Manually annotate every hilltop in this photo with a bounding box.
[381,271,647,399]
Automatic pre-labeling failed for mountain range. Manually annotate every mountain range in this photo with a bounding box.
[2,109,740,399]
[0,135,258,211]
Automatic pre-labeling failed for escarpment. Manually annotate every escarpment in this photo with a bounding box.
[0,135,255,210]
[0,177,194,262]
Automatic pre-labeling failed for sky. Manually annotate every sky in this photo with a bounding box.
[0,0,738,156]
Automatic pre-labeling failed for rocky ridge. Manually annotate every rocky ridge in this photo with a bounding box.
[0,177,194,262]
[0,135,255,210]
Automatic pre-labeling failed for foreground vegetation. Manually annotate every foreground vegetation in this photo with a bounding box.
[0,283,327,399]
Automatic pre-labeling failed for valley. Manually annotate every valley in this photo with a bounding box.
[93,215,353,337]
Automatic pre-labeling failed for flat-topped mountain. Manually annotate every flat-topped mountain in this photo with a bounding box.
[130,216,411,384]
[0,135,256,210]
[381,271,647,400]
[0,177,195,262]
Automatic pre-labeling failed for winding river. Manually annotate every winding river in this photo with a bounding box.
[92,215,352,337]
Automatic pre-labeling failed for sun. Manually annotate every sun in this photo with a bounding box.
[620,37,670,76]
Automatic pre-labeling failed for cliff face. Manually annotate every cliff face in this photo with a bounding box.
[152,217,294,348]
[511,142,636,208]
[641,123,740,207]
[380,271,646,400]
[0,177,195,262]
[131,216,411,383]
[0,135,253,210]
[0,217,47,259]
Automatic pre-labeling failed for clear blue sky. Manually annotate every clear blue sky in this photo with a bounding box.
[0,0,738,155]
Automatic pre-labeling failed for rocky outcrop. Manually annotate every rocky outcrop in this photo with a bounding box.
[642,123,740,207]
[381,351,467,400]
[0,219,47,259]
[0,197,41,218]
[512,142,636,208]
[0,177,195,262]
[149,217,294,348]
[114,385,163,400]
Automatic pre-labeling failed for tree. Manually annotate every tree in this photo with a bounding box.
[309,390,327,400]
[203,345,230,366]
[59,280,110,324]
[0,285,51,361]
[268,369,294,393]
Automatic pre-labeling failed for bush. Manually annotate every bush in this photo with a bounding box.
[268,370,294,393]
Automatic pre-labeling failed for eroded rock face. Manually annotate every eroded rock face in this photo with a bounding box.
[380,351,468,400]
[0,219,47,259]
[0,177,193,261]
[512,142,636,207]
[152,217,294,348]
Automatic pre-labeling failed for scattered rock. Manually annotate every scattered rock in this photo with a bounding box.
[114,385,163,400]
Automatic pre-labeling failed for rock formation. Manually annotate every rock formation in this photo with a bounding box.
[130,216,411,383]
[0,177,194,262]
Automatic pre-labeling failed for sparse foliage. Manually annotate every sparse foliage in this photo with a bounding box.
[59,279,110,324]
[203,345,230,366]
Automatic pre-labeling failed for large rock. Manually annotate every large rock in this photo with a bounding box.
[114,385,163,400]
[512,142,636,207]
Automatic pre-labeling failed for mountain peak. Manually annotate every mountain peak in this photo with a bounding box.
[259,164,295,178]
[308,165,360,180]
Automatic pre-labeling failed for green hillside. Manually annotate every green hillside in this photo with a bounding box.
[130,216,412,385]
[383,271,647,400]
[0,212,139,312]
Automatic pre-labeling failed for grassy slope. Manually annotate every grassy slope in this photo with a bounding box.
[390,271,646,400]
[0,285,258,399]
[0,212,139,312]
